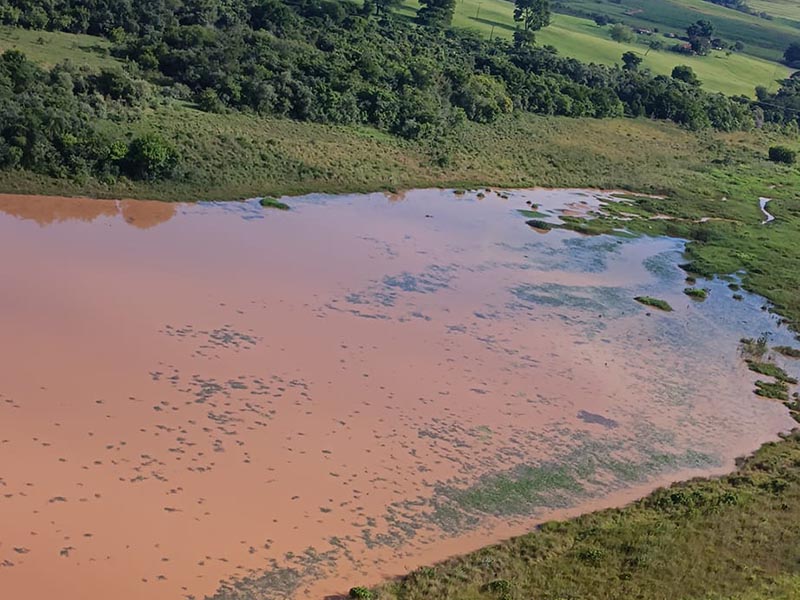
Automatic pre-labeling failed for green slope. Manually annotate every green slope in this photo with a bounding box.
[399,1,790,96]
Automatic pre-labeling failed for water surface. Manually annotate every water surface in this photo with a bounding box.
[0,189,795,600]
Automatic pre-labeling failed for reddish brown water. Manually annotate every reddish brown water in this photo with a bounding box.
[0,189,795,600]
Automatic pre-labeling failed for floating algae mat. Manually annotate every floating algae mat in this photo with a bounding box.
[0,189,797,600]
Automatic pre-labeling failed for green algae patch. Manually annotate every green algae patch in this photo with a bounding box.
[634,296,673,312]
[260,197,290,210]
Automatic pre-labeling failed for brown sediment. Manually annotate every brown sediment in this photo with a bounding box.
[0,189,795,600]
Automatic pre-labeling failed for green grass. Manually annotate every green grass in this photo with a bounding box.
[749,0,800,23]
[746,359,799,384]
[634,296,674,311]
[0,26,120,69]
[259,197,290,210]
[557,0,800,63]
[775,346,800,358]
[397,1,790,96]
[374,432,800,600]
[684,286,709,299]
[754,379,790,400]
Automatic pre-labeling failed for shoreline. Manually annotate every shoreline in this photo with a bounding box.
[311,438,796,599]
[1,188,798,600]
[373,429,800,599]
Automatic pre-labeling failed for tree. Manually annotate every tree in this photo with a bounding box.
[123,133,179,180]
[513,29,536,49]
[687,19,714,55]
[416,0,455,28]
[784,42,800,68]
[769,146,797,165]
[672,65,700,86]
[513,0,550,33]
[610,23,634,43]
[621,51,642,71]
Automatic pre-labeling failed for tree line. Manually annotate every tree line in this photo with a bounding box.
[0,0,797,182]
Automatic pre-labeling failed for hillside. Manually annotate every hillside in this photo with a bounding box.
[399,0,791,97]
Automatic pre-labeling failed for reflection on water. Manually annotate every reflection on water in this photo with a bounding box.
[0,194,176,228]
[0,189,796,600]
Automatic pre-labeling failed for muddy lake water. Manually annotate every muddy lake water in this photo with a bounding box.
[0,188,797,600]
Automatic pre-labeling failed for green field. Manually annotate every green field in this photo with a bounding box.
[749,0,800,22]
[0,26,120,69]
[556,0,800,62]
[398,1,791,96]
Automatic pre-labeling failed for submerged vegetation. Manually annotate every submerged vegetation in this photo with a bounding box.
[775,346,800,359]
[634,296,673,312]
[372,431,800,599]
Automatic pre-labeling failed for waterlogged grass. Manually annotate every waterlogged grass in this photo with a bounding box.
[373,432,800,600]
[754,379,790,400]
[775,346,800,359]
[684,287,709,300]
[259,197,290,210]
[634,296,674,311]
[746,360,799,384]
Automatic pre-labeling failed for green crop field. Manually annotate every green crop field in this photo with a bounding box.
[398,0,791,97]
[0,26,120,69]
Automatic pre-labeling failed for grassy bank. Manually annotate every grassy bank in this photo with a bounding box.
[1,99,799,328]
[373,431,800,600]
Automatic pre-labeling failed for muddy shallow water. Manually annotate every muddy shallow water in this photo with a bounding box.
[0,189,796,600]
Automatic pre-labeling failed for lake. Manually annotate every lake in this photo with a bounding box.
[0,188,795,600]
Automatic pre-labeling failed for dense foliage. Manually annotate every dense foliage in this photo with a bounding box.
[0,49,177,179]
[0,0,797,181]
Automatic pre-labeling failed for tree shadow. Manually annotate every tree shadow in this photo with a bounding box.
[468,16,516,33]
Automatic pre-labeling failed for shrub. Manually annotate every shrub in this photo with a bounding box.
[349,587,373,599]
[123,133,179,180]
[768,146,796,165]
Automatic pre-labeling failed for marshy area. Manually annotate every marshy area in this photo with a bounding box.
[0,189,797,600]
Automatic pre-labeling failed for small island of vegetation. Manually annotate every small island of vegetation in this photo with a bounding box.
[634,296,674,312]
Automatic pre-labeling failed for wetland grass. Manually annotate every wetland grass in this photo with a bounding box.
[754,379,790,400]
[775,346,800,359]
[746,360,799,385]
[683,287,709,300]
[634,296,673,312]
[259,197,290,210]
[373,431,800,600]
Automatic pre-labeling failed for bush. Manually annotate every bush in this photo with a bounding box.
[123,133,179,180]
[768,146,796,165]
[349,587,373,599]
[610,23,634,43]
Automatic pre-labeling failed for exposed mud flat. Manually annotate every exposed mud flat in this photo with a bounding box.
[0,189,796,600]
